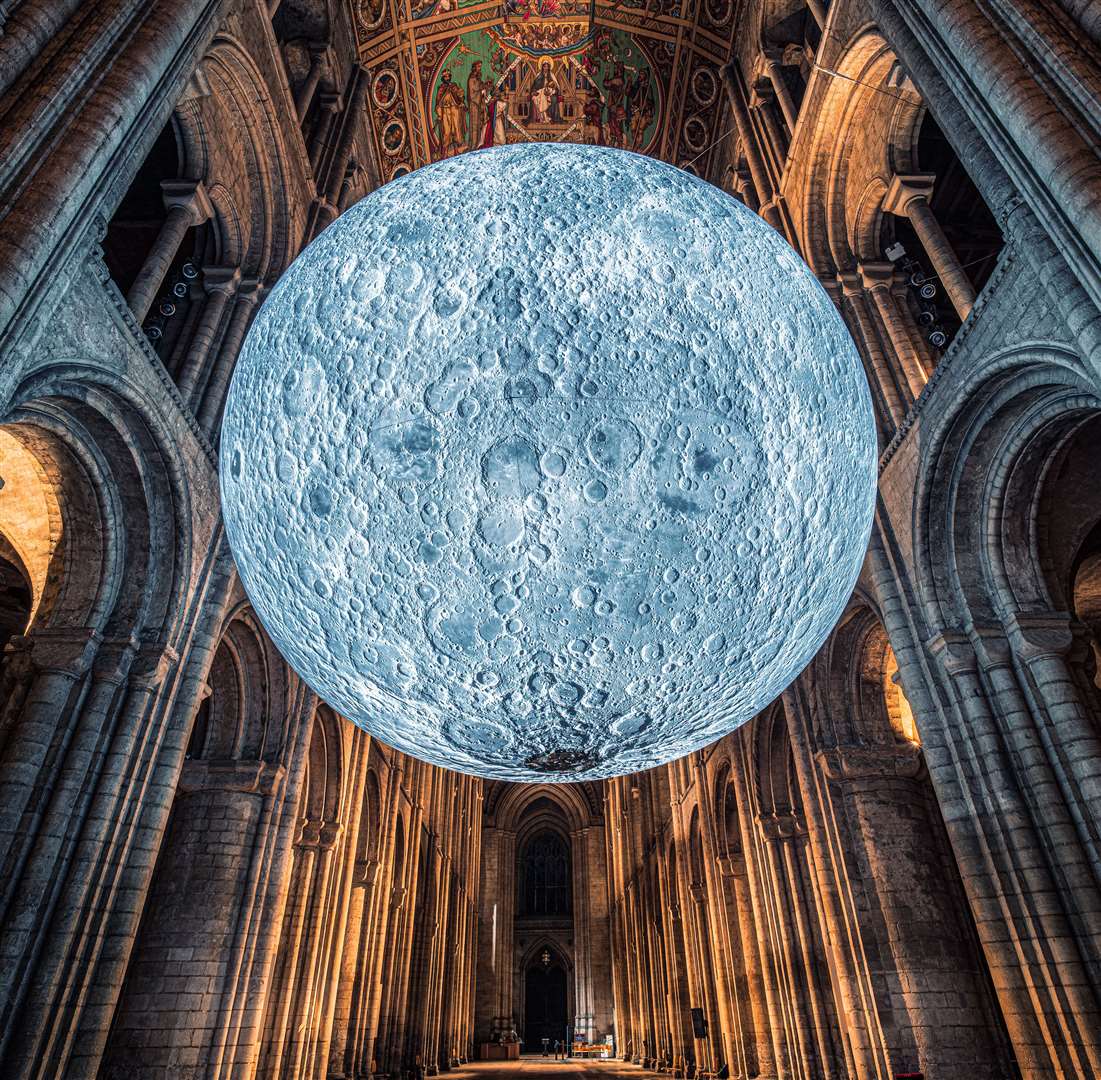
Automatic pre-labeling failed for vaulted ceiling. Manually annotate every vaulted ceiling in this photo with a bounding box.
[352,0,737,181]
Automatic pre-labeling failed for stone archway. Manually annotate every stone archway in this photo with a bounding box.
[476,781,613,1049]
[522,945,570,1053]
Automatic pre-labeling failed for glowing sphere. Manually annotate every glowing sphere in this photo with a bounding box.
[220,144,876,782]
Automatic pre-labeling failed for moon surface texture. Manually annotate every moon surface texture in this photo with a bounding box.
[220,143,876,782]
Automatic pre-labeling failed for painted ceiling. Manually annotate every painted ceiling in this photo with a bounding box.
[352,0,737,181]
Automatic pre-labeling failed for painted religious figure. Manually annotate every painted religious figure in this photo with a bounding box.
[528,61,562,123]
[467,61,494,150]
[424,27,660,159]
[435,70,467,157]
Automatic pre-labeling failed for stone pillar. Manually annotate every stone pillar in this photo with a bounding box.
[295,42,330,121]
[175,266,241,406]
[196,280,262,438]
[309,92,344,171]
[816,739,1011,1076]
[733,163,760,212]
[99,758,287,1080]
[720,64,784,235]
[761,50,799,131]
[724,844,777,1079]
[324,67,369,209]
[353,771,403,1075]
[729,746,789,1079]
[0,627,100,867]
[838,271,908,425]
[859,262,928,399]
[757,812,827,1079]
[784,684,894,1080]
[692,758,746,1076]
[924,629,1101,1078]
[751,87,788,174]
[883,173,976,320]
[126,180,212,325]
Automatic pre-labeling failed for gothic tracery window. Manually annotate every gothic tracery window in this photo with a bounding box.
[519,830,571,917]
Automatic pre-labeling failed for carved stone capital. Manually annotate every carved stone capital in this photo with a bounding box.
[837,270,864,298]
[202,265,241,297]
[1005,611,1076,663]
[179,757,285,795]
[128,640,179,690]
[28,627,100,677]
[858,261,895,293]
[161,179,213,225]
[882,172,936,217]
[816,742,923,782]
[756,810,805,842]
[969,624,1014,670]
[354,856,381,887]
[926,630,977,676]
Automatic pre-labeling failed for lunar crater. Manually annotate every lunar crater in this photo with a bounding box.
[220,143,876,783]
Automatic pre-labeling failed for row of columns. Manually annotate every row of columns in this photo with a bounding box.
[605,676,1018,1080]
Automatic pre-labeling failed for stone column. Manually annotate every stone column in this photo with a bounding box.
[729,746,789,1080]
[295,42,330,121]
[196,280,262,438]
[353,773,403,1075]
[328,856,376,1078]
[859,262,928,399]
[262,825,320,1080]
[761,50,799,132]
[838,271,908,425]
[733,164,760,212]
[816,740,1012,1076]
[757,812,824,1079]
[724,846,777,1079]
[692,759,745,1075]
[99,758,287,1080]
[751,87,788,174]
[1005,612,1101,858]
[309,92,344,171]
[720,64,784,235]
[175,266,241,407]
[0,627,99,868]
[926,630,1101,1077]
[126,180,212,324]
[883,173,976,320]
[324,67,369,209]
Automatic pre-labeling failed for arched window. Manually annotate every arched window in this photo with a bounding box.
[519,830,571,917]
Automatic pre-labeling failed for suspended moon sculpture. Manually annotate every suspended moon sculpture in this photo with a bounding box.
[220,144,876,782]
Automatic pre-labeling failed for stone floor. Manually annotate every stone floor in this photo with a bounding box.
[451,1059,657,1079]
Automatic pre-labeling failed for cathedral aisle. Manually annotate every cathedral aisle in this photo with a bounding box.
[451,1060,662,1079]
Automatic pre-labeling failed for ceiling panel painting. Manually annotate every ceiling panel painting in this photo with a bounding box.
[354,0,735,181]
